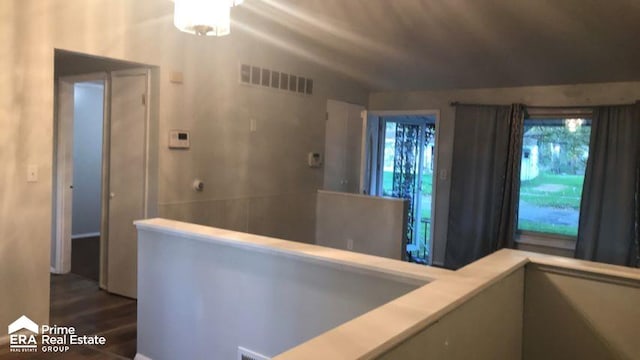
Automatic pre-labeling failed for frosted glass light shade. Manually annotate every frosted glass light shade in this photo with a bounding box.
[174,0,232,36]
[564,118,585,132]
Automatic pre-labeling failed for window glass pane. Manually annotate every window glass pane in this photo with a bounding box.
[518,118,591,237]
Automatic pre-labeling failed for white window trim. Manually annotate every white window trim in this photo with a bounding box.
[515,231,577,251]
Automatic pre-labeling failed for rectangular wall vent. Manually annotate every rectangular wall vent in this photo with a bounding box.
[271,71,280,89]
[240,64,251,84]
[280,73,289,90]
[238,346,270,360]
[261,68,271,87]
[251,66,261,85]
[239,63,313,96]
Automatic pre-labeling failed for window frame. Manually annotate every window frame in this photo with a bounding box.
[515,110,593,246]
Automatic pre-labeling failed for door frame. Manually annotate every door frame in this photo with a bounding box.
[365,109,440,263]
[52,69,151,291]
[52,72,108,275]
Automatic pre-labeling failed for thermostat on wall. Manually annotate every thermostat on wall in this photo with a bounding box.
[169,130,190,149]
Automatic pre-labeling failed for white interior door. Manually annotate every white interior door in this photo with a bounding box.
[324,100,348,192]
[324,99,365,193]
[107,69,149,298]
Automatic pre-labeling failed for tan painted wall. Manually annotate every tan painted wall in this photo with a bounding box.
[315,191,408,260]
[523,264,640,360]
[369,81,640,266]
[157,39,369,243]
[0,0,367,332]
[377,268,524,360]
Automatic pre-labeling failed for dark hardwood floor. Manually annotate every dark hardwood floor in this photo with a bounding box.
[71,237,100,282]
[1,274,136,359]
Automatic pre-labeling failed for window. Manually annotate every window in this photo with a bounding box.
[518,117,591,237]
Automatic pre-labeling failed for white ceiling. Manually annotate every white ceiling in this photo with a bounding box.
[235,0,640,91]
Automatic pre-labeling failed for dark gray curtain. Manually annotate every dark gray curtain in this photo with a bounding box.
[636,162,640,266]
[575,104,640,267]
[497,104,525,250]
[445,104,525,269]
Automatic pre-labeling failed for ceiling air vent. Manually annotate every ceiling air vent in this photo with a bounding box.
[239,63,313,96]
[238,346,270,360]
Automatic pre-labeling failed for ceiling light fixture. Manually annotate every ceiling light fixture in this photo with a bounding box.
[173,0,244,37]
[564,118,584,133]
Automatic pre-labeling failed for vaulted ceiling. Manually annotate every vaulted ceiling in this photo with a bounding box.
[235,0,640,91]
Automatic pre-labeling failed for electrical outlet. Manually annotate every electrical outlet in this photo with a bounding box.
[250,118,257,132]
[346,238,354,250]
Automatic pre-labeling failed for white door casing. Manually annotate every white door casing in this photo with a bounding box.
[53,70,149,298]
[359,111,381,195]
[365,110,441,264]
[53,80,75,274]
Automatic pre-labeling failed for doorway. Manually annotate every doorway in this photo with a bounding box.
[52,50,155,299]
[70,79,105,282]
[364,111,439,264]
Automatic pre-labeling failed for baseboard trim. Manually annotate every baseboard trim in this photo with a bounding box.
[72,232,100,240]
[135,353,153,360]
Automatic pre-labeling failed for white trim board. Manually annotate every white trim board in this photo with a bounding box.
[135,218,452,284]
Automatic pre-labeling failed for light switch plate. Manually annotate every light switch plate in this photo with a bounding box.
[307,152,322,168]
[169,71,184,84]
[27,164,38,182]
